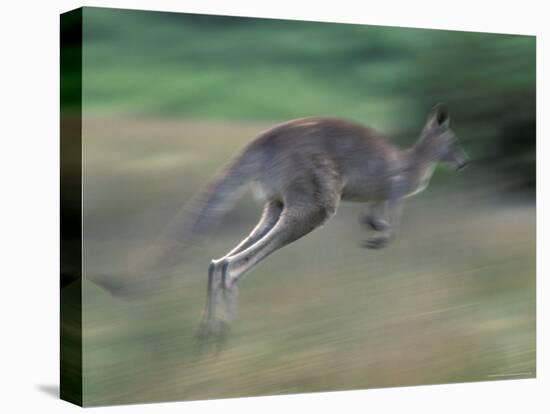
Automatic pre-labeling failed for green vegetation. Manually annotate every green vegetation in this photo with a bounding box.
[82,9,426,124]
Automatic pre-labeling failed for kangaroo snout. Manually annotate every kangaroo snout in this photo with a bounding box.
[455,151,470,171]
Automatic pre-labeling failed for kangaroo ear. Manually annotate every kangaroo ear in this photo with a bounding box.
[426,103,450,129]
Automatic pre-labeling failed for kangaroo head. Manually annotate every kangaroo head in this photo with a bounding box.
[416,103,469,171]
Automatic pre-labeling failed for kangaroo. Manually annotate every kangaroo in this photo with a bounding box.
[91,104,468,347]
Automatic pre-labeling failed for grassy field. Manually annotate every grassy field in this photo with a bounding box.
[79,117,535,406]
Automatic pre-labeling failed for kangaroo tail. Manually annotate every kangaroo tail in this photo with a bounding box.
[89,149,258,299]
[165,149,258,244]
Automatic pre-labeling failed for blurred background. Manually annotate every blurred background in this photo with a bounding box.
[65,7,535,405]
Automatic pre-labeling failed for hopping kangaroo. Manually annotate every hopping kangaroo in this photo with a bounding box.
[93,104,468,346]
[197,103,467,343]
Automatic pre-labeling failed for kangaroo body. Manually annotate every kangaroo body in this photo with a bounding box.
[245,117,428,204]
[91,104,468,348]
[194,105,468,345]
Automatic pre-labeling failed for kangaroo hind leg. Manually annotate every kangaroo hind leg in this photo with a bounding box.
[223,201,336,287]
[198,200,283,348]
[224,159,342,288]
[199,167,341,350]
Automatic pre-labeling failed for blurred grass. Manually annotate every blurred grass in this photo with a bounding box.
[81,118,535,406]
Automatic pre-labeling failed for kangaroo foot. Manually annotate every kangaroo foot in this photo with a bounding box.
[362,235,391,249]
[359,213,390,232]
[196,259,237,353]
